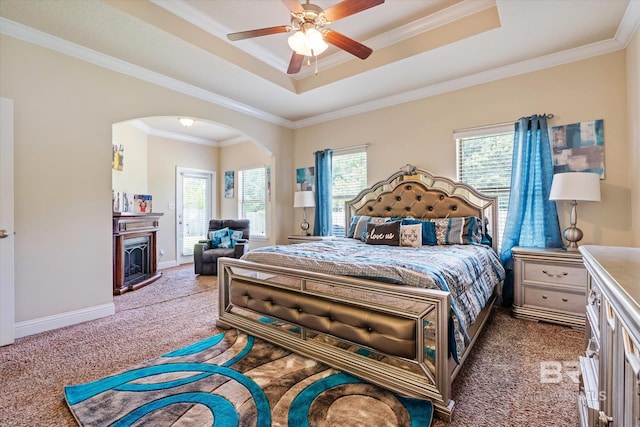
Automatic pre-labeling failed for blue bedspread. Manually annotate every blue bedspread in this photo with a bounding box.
[241,239,505,362]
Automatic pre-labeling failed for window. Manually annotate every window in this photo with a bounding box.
[238,167,267,238]
[455,125,514,249]
[331,149,367,237]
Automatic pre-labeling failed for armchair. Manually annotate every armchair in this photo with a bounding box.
[194,219,250,275]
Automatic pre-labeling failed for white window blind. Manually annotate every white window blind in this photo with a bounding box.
[332,149,367,237]
[238,167,266,237]
[455,125,514,249]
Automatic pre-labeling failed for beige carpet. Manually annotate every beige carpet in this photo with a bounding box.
[0,264,582,426]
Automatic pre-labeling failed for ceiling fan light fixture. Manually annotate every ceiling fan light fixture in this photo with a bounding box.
[179,118,194,127]
[287,27,328,57]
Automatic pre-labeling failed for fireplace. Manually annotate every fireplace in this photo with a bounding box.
[124,236,151,286]
[113,212,163,295]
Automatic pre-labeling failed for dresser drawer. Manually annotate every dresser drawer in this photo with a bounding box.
[523,261,587,287]
[524,285,585,313]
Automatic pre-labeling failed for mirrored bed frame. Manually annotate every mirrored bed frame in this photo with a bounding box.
[216,165,501,421]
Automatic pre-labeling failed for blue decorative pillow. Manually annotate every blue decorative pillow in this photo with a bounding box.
[229,229,244,248]
[209,227,230,249]
[431,217,485,245]
[399,218,437,246]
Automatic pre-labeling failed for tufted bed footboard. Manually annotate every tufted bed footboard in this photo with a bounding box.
[217,257,497,421]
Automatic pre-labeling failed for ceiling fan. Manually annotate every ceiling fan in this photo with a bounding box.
[227,0,385,74]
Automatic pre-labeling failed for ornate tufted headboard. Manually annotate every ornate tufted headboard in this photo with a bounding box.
[346,164,499,252]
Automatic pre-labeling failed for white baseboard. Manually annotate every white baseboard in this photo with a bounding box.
[158,260,179,270]
[14,303,115,339]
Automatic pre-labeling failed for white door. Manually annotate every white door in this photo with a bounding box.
[0,98,15,346]
[176,168,215,265]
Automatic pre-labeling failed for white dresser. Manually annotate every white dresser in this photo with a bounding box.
[512,247,588,328]
[578,245,640,427]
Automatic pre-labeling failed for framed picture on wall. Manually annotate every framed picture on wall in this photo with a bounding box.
[225,171,234,199]
[112,143,124,171]
[551,119,605,178]
[296,166,314,191]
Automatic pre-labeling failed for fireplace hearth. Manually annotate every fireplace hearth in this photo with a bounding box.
[113,212,163,295]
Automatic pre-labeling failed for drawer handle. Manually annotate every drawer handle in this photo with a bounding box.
[541,295,548,299]
[587,289,600,306]
[598,411,613,426]
[586,338,599,358]
[542,270,568,278]
[562,298,568,302]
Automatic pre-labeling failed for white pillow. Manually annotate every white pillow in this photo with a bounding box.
[400,224,422,247]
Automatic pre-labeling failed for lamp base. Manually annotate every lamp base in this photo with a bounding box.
[300,220,310,236]
[563,226,583,251]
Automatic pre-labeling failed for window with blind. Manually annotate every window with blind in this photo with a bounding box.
[332,149,367,237]
[455,125,514,250]
[238,167,266,238]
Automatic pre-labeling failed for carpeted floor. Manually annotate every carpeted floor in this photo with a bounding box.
[0,264,583,426]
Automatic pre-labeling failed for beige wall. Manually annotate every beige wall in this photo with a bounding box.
[628,26,640,247]
[219,141,274,249]
[294,51,632,248]
[0,35,293,328]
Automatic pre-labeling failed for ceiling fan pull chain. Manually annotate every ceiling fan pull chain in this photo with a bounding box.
[315,54,319,75]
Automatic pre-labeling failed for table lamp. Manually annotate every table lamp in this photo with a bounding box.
[294,191,315,235]
[549,172,601,250]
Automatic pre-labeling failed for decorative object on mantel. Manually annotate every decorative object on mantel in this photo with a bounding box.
[224,171,234,199]
[551,119,604,178]
[133,194,152,213]
[549,172,601,250]
[294,190,315,235]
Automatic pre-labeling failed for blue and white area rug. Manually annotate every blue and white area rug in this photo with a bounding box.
[64,330,433,426]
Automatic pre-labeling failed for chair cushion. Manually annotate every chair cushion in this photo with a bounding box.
[202,247,235,263]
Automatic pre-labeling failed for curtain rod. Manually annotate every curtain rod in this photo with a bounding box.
[453,114,554,134]
[331,143,369,153]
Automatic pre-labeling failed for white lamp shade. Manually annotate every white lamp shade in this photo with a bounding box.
[549,172,601,202]
[294,191,315,208]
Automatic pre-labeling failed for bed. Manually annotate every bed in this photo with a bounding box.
[216,165,505,420]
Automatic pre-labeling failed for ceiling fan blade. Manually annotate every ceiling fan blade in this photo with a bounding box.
[227,25,290,41]
[287,52,305,74]
[281,0,303,13]
[323,30,373,59]
[323,0,385,22]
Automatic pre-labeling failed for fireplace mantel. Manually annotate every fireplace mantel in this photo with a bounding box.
[113,212,163,295]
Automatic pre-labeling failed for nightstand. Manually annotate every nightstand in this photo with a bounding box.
[287,235,336,244]
[512,247,589,328]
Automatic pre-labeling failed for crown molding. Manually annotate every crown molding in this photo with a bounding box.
[291,37,626,128]
[150,0,289,71]
[294,0,497,79]
[0,17,293,129]
[615,0,640,48]
[128,119,219,146]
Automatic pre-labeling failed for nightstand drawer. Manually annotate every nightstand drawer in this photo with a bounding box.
[524,261,587,287]
[524,286,584,313]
